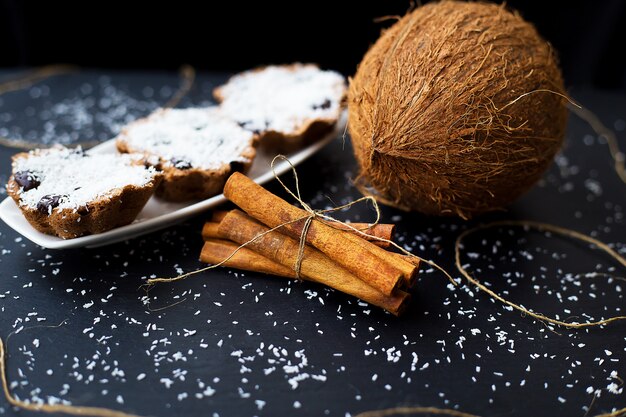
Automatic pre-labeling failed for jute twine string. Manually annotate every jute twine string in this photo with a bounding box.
[270,156,456,282]
[354,405,626,417]
[354,406,480,417]
[596,405,626,417]
[500,90,625,186]
[456,220,626,328]
[162,64,196,109]
[0,65,78,95]
[144,215,301,285]
[0,64,195,150]
[569,103,626,185]
[147,155,457,286]
[587,376,626,417]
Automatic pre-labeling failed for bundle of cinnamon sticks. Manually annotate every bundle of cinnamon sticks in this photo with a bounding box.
[199,173,419,316]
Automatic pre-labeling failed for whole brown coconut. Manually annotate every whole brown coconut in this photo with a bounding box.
[348,1,567,219]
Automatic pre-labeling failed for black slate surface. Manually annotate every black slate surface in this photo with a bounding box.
[0,70,624,417]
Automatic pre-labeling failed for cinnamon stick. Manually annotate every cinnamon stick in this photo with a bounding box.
[201,239,295,278]
[332,222,395,248]
[211,210,229,223]
[203,220,418,288]
[223,173,418,295]
[206,211,395,248]
[214,210,410,316]
[202,222,221,240]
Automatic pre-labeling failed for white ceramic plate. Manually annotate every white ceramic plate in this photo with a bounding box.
[0,118,344,249]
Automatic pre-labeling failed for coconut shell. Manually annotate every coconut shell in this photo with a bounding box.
[348,1,568,219]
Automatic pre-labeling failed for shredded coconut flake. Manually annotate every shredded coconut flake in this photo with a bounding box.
[117,107,255,170]
[13,146,157,212]
[218,64,346,135]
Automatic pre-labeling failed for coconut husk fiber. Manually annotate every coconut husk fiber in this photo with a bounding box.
[348,1,568,219]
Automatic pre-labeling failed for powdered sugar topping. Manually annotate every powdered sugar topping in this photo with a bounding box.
[117,107,256,170]
[217,64,346,136]
[13,146,158,213]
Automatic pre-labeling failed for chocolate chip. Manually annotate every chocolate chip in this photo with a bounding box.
[37,194,63,214]
[14,171,41,191]
[230,161,244,174]
[170,158,192,170]
[237,121,262,135]
[312,99,332,110]
[142,160,159,171]
[71,147,87,157]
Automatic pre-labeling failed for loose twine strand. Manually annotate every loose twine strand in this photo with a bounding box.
[569,103,626,184]
[0,64,195,150]
[0,65,78,95]
[353,405,626,417]
[145,214,307,285]
[456,220,626,328]
[587,378,626,417]
[499,89,626,186]
[354,406,480,417]
[162,64,196,109]
[270,155,455,283]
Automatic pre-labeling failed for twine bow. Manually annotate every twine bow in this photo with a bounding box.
[273,155,378,278]
[271,155,456,282]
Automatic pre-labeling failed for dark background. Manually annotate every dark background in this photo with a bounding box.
[1,0,625,90]
[0,80,625,416]
[0,2,625,416]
